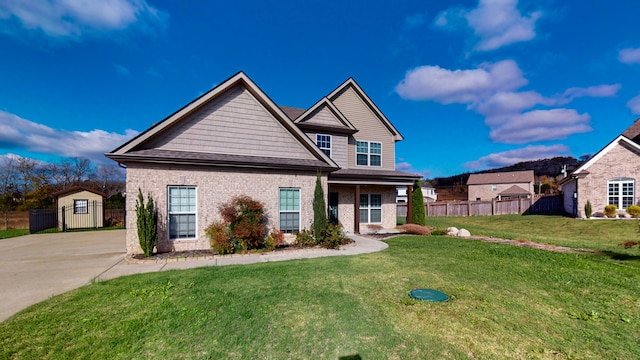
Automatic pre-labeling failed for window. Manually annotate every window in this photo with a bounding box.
[74,199,88,214]
[491,185,497,191]
[316,134,331,157]
[608,178,634,209]
[280,188,300,233]
[359,193,382,223]
[356,141,382,166]
[168,186,196,239]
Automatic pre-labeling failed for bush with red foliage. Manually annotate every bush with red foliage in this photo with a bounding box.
[213,195,267,252]
[397,224,433,235]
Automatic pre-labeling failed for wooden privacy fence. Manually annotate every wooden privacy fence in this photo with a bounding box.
[397,195,562,218]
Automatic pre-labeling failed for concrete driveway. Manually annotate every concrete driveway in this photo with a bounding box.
[0,230,126,322]
[0,230,388,323]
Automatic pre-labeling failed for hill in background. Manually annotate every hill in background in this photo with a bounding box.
[427,156,586,201]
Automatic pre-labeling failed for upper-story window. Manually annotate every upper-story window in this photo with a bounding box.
[316,134,331,157]
[356,141,381,167]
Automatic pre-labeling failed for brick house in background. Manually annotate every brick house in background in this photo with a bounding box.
[466,170,534,201]
[560,119,640,218]
[106,72,420,254]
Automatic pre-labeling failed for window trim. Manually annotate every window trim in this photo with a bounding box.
[167,186,197,240]
[359,193,382,224]
[355,140,382,167]
[279,188,301,234]
[73,199,88,214]
[316,134,332,158]
[608,177,634,210]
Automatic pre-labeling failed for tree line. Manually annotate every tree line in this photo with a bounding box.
[0,156,125,215]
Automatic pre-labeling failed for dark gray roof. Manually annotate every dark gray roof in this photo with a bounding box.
[279,106,306,120]
[622,118,640,144]
[330,168,421,180]
[467,170,534,185]
[106,149,337,171]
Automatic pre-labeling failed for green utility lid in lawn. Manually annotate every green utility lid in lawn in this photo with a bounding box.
[408,288,449,302]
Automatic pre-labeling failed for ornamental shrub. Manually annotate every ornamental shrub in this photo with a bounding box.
[135,189,157,257]
[626,205,640,218]
[584,200,592,219]
[604,205,618,218]
[218,195,267,251]
[411,180,426,226]
[319,223,348,249]
[295,229,316,247]
[265,228,285,251]
[313,173,328,243]
[205,221,234,255]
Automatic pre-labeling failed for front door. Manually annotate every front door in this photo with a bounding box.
[329,192,339,224]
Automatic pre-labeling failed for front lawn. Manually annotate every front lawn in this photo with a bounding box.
[427,214,640,253]
[2,217,640,359]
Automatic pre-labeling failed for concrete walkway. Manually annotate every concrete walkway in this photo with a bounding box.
[0,230,387,322]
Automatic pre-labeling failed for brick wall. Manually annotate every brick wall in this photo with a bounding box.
[468,182,532,201]
[125,163,324,254]
[576,143,640,217]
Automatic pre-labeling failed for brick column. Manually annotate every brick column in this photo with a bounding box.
[354,185,360,234]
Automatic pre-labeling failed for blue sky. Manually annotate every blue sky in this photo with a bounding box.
[1,0,639,178]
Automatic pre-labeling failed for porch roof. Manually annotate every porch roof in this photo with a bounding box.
[328,168,421,186]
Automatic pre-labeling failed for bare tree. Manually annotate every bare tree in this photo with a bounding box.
[94,164,125,198]
[0,157,18,229]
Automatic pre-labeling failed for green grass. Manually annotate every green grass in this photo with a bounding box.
[0,229,28,239]
[427,214,640,252]
[2,216,640,359]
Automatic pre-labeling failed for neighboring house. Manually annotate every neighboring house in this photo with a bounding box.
[106,72,420,254]
[560,120,640,218]
[52,186,106,230]
[396,186,437,203]
[467,170,534,201]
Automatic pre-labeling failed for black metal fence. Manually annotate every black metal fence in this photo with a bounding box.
[29,202,125,234]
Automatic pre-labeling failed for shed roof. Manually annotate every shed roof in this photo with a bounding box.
[51,186,106,198]
[466,170,534,185]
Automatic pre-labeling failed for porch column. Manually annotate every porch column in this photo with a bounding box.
[354,185,360,234]
[406,184,413,224]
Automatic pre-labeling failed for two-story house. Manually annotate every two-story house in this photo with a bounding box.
[467,170,534,201]
[106,72,420,254]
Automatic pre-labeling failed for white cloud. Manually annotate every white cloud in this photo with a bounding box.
[396,60,618,144]
[489,109,591,144]
[619,48,640,64]
[395,60,526,103]
[0,0,168,39]
[560,84,621,101]
[465,144,570,170]
[627,94,640,114]
[434,0,542,52]
[0,110,138,164]
[396,161,429,178]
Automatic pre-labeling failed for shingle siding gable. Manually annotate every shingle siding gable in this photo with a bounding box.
[144,85,316,160]
[331,86,395,170]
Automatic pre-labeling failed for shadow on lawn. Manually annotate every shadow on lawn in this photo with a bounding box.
[339,354,362,360]
[598,251,640,261]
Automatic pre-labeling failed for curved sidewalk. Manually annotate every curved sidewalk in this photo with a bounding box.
[0,231,386,322]
[97,234,388,281]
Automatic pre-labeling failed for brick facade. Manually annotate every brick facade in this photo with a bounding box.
[565,142,640,218]
[330,184,397,233]
[125,163,324,254]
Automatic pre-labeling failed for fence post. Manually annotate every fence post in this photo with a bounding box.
[61,206,66,232]
[93,200,97,229]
